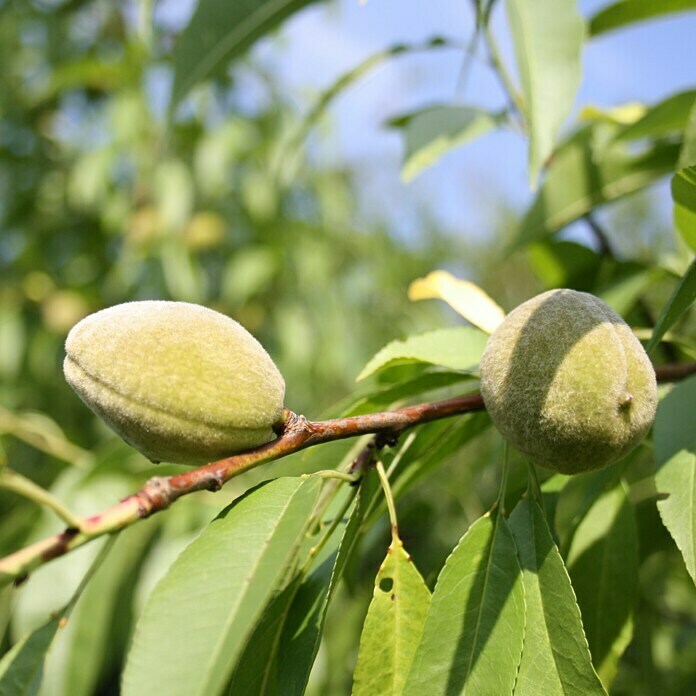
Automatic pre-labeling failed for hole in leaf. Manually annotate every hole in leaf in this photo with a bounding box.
[379,577,394,592]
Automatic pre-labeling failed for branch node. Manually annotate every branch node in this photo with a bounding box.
[206,474,224,492]
[138,476,174,516]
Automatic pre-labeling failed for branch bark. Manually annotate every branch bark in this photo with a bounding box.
[1,361,693,585]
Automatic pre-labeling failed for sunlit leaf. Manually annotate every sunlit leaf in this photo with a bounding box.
[344,371,475,417]
[273,38,455,183]
[678,99,696,169]
[505,0,584,187]
[11,468,142,696]
[509,497,606,696]
[598,265,663,316]
[512,124,680,249]
[122,476,322,696]
[672,167,696,252]
[0,616,60,696]
[226,473,377,695]
[408,270,505,333]
[589,0,696,37]
[389,106,504,182]
[645,256,696,355]
[615,90,696,142]
[170,0,321,110]
[528,240,601,291]
[356,327,488,381]
[579,102,646,125]
[352,537,431,696]
[404,511,525,695]
[566,483,638,687]
[655,375,696,583]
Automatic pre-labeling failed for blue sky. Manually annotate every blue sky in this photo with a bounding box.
[241,0,696,253]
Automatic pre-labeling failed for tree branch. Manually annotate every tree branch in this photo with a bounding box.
[1,362,693,585]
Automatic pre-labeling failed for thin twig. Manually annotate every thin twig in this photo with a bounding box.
[376,459,399,536]
[0,470,84,530]
[0,362,691,585]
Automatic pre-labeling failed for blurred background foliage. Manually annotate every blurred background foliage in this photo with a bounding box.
[0,1,694,695]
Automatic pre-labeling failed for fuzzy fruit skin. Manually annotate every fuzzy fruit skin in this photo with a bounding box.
[64,301,285,465]
[479,289,657,475]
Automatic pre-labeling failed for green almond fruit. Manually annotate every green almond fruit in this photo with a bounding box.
[64,301,285,465]
[479,289,657,475]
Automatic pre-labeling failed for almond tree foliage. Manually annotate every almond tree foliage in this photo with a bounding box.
[0,1,696,695]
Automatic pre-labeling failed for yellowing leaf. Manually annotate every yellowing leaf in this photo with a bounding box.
[408,271,505,334]
[580,102,647,125]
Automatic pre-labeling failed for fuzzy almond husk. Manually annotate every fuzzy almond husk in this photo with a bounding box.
[64,301,285,465]
[480,289,657,474]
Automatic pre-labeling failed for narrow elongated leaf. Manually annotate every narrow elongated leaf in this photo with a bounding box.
[553,467,621,555]
[389,106,503,182]
[0,617,60,696]
[274,471,380,694]
[678,100,696,169]
[672,166,696,250]
[645,256,696,355]
[357,327,488,381]
[509,497,606,696]
[352,537,431,696]
[512,124,681,249]
[654,375,696,583]
[390,413,492,501]
[225,474,375,696]
[505,0,584,187]
[616,90,696,142]
[344,371,474,417]
[528,240,601,291]
[60,520,159,696]
[122,476,321,696]
[171,0,320,110]
[598,265,663,316]
[404,511,525,695]
[223,571,306,696]
[11,469,145,696]
[566,484,638,687]
[408,270,505,334]
[589,0,696,36]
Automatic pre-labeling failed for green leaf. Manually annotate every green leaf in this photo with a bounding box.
[272,470,381,694]
[357,327,488,381]
[122,476,322,696]
[344,371,474,416]
[59,521,159,696]
[672,167,696,252]
[404,511,525,695]
[616,90,696,142]
[645,256,696,355]
[170,0,320,111]
[0,617,60,696]
[589,0,696,37]
[528,240,601,291]
[390,413,492,501]
[389,106,504,182]
[654,375,696,583]
[11,469,144,696]
[566,483,638,687]
[678,99,696,169]
[505,0,584,187]
[225,473,376,696]
[509,497,606,696]
[512,124,681,249]
[598,264,663,316]
[352,538,431,696]
[553,467,621,555]
[674,201,696,251]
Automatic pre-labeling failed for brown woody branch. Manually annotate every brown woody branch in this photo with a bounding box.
[0,362,693,585]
